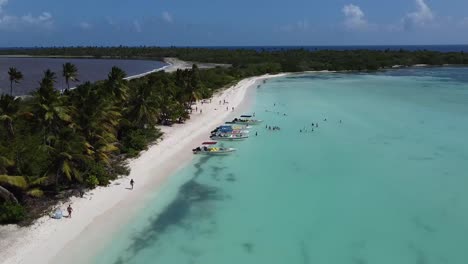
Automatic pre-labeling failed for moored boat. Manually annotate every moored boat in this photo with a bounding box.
[192,142,236,155]
[211,125,249,135]
[228,117,263,125]
[210,133,249,141]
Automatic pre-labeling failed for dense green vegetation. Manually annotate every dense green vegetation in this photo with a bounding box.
[0,61,277,224]
[1,47,468,71]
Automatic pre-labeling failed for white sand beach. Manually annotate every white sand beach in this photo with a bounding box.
[0,61,286,264]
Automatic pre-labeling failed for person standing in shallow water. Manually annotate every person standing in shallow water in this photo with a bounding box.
[67,204,73,218]
[130,179,135,190]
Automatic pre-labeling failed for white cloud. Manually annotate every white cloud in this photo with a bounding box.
[0,1,53,31]
[133,20,141,32]
[162,11,173,23]
[79,21,92,30]
[0,12,53,31]
[0,0,8,13]
[403,0,434,28]
[342,4,368,31]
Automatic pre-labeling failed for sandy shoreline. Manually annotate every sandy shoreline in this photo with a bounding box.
[0,64,287,264]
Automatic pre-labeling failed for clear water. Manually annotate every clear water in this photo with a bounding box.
[94,67,468,264]
[0,58,166,95]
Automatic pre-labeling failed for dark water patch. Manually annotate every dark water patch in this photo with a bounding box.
[211,165,227,173]
[242,242,254,254]
[408,243,429,264]
[299,240,311,264]
[210,165,228,181]
[408,156,435,161]
[352,257,368,264]
[412,217,436,233]
[211,173,221,181]
[193,156,211,179]
[226,173,236,182]
[180,245,203,258]
[350,240,367,250]
[117,179,224,262]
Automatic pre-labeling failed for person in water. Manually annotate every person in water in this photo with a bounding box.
[67,204,73,218]
[130,179,135,190]
[255,132,258,136]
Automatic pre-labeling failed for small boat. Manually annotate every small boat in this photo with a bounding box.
[210,133,249,141]
[228,117,263,125]
[224,122,252,129]
[192,142,236,155]
[211,125,249,135]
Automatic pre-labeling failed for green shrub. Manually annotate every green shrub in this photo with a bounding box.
[0,202,26,224]
[120,127,162,157]
[85,175,99,189]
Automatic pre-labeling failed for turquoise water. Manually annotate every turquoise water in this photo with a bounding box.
[94,68,468,264]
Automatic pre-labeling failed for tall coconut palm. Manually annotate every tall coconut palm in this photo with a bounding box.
[62,63,79,90]
[8,67,23,96]
[105,67,128,102]
[70,82,120,165]
[126,83,160,129]
[32,70,71,145]
[45,127,91,186]
[0,94,20,138]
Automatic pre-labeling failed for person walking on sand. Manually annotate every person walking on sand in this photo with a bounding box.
[67,204,73,218]
[200,109,203,114]
[130,179,135,190]
[232,107,234,111]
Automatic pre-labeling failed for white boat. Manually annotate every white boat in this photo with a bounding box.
[227,115,263,125]
[210,133,249,141]
[227,118,263,125]
[192,142,236,155]
[211,125,249,135]
[224,123,252,129]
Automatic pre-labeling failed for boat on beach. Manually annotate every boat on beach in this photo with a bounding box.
[192,142,236,155]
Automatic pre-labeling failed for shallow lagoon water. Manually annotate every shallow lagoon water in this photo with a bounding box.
[95,67,468,264]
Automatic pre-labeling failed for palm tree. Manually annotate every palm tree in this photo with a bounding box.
[70,82,120,165]
[62,63,79,90]
[45,127,91,186]
[105,67,128,102]
[32,70,71,145]
[126,83,160,129]
[8,67,23,96]
[0,94,20,138]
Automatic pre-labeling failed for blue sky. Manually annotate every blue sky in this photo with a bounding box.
[0,0,467,46]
